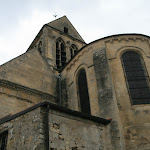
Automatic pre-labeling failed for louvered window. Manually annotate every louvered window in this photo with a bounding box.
[56,38,66,69]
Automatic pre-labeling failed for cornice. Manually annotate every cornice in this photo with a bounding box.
[105,35,149,44]
[60,34,150,72]
[0,79,56,101]
[0,102,111,126]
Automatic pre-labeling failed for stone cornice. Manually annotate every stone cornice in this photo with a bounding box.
[60,34,150,73]
[0,102,111,126]
[0,79,56,101]
[65,47,93,71]
[105,35,149,44]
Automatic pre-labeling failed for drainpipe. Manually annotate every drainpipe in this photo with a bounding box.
[55,74,62,106]
[59,74,62,106]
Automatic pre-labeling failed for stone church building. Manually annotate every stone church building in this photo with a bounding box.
[0,16,150,150]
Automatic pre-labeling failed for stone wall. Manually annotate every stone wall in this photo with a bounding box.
[105,35,150,150]
[0,102,110,150]
[49,109,106,150]
[0,106,46,150]
[60,34,150,150]
[0,49,57,97]
[60,45,100,117]
[0,49,58,117]
[0,80,56,118]
[93,47,125,150]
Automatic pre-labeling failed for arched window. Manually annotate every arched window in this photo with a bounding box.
[121,51,150,105]
[38,41,42,54]
[77,69,91,114]
[56,38,66,69]
[70,44,78,59]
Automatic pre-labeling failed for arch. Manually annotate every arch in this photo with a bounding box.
[56,38,66,69]
[115,46,147,59]
[70,44,78,58]
[77,69,91,114]
[74,64,88,79]
[121,51,150,105]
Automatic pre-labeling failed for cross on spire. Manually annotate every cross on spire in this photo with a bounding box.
[53,14,57,19]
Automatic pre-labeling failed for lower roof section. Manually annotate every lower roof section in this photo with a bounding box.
[0,101,111,126]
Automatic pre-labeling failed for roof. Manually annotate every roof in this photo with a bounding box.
[27,16,85,51]
[59,33,150,72]
[0,101,111,126]
[47,16,85,43]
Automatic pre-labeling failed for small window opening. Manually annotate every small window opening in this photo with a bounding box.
[38,41,42,54]
[0,131,8,150]
[64,27,68,34]
[70,44,78,59]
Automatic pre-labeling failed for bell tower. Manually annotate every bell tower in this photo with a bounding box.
[27,16,86,71]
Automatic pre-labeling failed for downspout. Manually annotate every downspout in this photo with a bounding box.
[45,104,49,149]
[55,74,62,106]
[59,74,62,106]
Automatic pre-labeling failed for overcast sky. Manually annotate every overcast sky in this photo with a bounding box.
[0,0,150,65]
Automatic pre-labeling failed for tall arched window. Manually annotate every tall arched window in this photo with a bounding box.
[77,69,91,114]
[56,38,66,69]
[121,51,150,105]
[70,44,78,59]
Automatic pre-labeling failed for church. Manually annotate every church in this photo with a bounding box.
[0,16,150,150]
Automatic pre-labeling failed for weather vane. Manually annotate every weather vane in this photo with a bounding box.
[53,14,57,19]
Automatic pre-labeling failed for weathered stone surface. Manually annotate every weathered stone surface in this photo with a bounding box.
[61,78,68,107]
[0,50,57,97]
[93,48,125,150]
[48,110,105,150]
[0,107,46,150]
[105,36,150,149]
[0,104,107,150]
[0,81,56,118]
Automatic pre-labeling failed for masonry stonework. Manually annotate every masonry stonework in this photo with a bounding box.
[49,110,105,150]
[0,107,46,150]
[0,103,110,150]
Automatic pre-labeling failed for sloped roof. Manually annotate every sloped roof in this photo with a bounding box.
[47,16,85,42]
[0,101,111,125]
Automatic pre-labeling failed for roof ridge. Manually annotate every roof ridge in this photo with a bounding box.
[47,15,66,25]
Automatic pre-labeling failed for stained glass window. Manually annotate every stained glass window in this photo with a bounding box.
[121,51,150,104]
